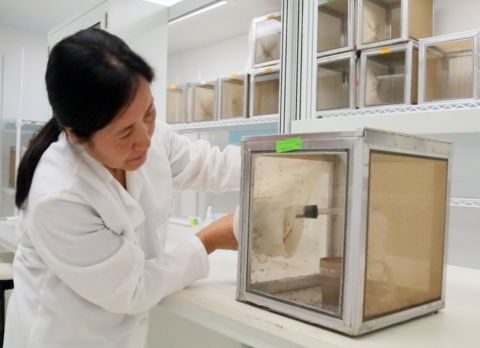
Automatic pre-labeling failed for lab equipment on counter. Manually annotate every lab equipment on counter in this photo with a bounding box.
[236,129,451,336]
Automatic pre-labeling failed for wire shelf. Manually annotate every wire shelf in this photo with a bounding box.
[316,100,480,119]
[170,115,279,132]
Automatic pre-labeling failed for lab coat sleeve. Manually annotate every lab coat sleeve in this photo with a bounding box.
[28,195,209,315]
[161,125,241,192]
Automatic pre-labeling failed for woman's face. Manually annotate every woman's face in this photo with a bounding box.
[75,78,156,173]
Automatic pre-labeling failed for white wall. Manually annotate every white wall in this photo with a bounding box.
[167,33,250,85]
[434,0,480,35]
[0,24,50,122]
[108,0,169,122]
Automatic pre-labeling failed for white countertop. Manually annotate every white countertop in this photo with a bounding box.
[161,227,480,348]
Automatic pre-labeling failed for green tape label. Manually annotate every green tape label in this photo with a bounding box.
[276,137,304,153]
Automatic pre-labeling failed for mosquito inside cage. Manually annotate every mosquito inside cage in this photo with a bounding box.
[424,39,475,102]
[247,152,348,317]
[365,50,406,106]
[362,0,401,45]
[255,15,282,66]
[317,58,351,111]
[317,0,349,54]
[253,72,280,116]
[192,83,216,122]
[221,78,246,119]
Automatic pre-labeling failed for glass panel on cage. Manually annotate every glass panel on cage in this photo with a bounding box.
[364,152,447,320]
[166,86,186,124]
[192,83,216,122]
[362,0,401,45]
[220,77,246,119]
[317,0,349,54]
[255,14,282,66]
[365,50,406,106]
[247,152,348,317]
[425,39,475,102]
[317,58,351,111]
[253,71,280,116]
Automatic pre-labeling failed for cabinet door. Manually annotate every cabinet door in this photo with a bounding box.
[47,2,108,49]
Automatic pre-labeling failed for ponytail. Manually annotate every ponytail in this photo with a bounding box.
[15,118,61,208]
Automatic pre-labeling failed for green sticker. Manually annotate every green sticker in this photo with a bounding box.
[276,137,304,153]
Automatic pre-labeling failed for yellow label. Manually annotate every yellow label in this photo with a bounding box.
[169,83,177,90]
[263,67,273,73]
[230,72,239,79]
[379,47,392,55]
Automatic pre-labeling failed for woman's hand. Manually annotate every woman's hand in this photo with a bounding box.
[196,213,238,254]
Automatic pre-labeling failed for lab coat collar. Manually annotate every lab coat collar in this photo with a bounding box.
[62,132,146,229]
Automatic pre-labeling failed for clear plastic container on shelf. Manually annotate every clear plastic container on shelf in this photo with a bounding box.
[237,129,451,336]
[360,42,418,107]
[250,67,280,117]
[188,81,218,122]
[317,0,354,57]
[166,84,187,124]
[252,12,282,68]
[218,74,249,119]
[357,0,433,49]
[419,31,480,103]
[316,52,357,112]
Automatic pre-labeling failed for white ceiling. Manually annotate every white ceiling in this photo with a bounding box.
[0,0,106,32]
[0,0,281,50]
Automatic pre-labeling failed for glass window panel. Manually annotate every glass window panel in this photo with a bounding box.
[166,87,186,124]
[425,39,474,102]
[317,58,351,111]
[364,152,447,320]
[247,152,348,317]
[255,14,282,66]
[317,0,349,53]
[362,0,401,45]
[1,122,42,217]
[365,50,406,106]
[220,77,246,119]
[192,84,216,122]
[253,72,280,116]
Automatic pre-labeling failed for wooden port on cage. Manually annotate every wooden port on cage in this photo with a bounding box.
[188,81,218,123]
[316,52,357,113]
[166,84,187,124]
[218,74,249,119]
[359,42,418,107]
[419,31,480,104]
[237,129,452,336]
[317,0,355,57]
[249,67,280,117]
[357,0,433,49]
[252,12,282,69]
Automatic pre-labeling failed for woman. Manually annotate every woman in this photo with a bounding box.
[4,28,239,348]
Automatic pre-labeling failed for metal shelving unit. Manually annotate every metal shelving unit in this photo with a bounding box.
[450,198,480,209]
[170,115,279,132]
[316,99,480,118]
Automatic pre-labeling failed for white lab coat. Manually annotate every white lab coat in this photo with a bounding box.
[3,122,240,348]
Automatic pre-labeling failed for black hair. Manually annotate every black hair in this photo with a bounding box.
[15,28,154,208]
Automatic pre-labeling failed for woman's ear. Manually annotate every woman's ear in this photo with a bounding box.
[65,128,85,145]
